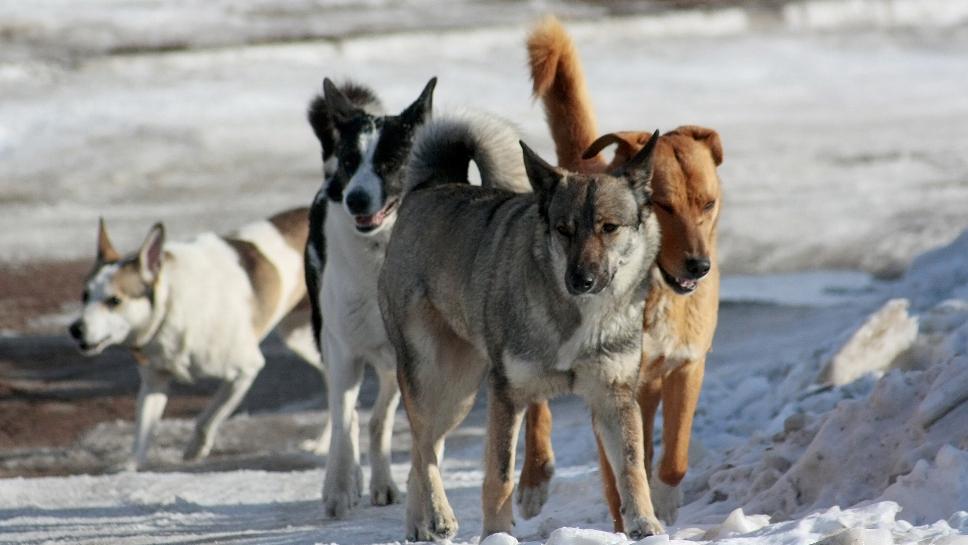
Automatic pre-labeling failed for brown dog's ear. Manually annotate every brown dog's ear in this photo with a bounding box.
[97,218,120,264]
[676,125,723,166]
[582,132,643,164]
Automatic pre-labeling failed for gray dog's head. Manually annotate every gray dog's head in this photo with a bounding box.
[521,131,659,297]
[68,220,165,356]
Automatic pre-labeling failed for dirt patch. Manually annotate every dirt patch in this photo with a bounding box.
[0,259,89,334]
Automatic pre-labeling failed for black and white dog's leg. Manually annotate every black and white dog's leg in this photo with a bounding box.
[184,368,259,462]
[368,365,401,505]
[322,331,364,519]
[128,366,171,471]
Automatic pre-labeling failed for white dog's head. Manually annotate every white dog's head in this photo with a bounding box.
[68,219,165,356]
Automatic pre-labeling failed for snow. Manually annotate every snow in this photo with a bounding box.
[2,1,968,544]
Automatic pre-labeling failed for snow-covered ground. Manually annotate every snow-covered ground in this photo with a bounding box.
[2,1,967,545]
[2,0,968,275]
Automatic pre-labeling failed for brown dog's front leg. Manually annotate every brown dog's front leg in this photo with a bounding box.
[482,390,525,538]
[659,360,705,487]
[517,401,555,519]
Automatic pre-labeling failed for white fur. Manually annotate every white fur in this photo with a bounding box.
[343,129,384,217]
[233,220,305,326]
[74,219,322,470]
[319,200,401,517]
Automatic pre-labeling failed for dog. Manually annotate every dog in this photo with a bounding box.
[517,16,724,529]
[68,209,323,471]
[378,111,665,541]
[304,76,436,518]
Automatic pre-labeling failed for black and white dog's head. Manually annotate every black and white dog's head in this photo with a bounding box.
[307,77,437,235]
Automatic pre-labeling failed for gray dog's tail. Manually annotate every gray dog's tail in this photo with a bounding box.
[405,111,530,195]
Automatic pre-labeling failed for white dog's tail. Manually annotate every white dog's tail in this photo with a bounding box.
[405,111,530,195]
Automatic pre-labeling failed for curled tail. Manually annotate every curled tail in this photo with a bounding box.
[405,111,529,194]
[527,16,605,172]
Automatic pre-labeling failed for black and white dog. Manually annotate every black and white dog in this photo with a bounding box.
[304,76,436,518]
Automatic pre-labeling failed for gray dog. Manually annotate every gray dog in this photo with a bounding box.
[378,112,664,541]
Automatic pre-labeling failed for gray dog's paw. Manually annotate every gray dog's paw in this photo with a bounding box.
[624,513,665,541]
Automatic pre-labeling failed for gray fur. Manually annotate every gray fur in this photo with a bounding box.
[405,111,530,194]
[379,114,664,540]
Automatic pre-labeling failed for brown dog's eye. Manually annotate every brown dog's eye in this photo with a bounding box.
[704,200,716,212]
[656,202,674,214]
[602,223,619,234]
[104,296,122,308]
[555,224,571,237]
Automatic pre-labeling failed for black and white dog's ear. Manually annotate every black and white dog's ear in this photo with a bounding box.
[307,92,337,155]
[621,129,659,196]
[399,77,437,126]
[520,140,563,197]
[323,78,363,124]
[97,217,120,264]
[137,223,165,282]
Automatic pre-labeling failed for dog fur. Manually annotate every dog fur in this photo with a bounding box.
[519,16,724,528]
[378,111,665,541]
[68,209,323,471]
[304,77,436,518]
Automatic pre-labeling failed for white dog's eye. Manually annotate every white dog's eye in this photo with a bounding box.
[104,296,122,309]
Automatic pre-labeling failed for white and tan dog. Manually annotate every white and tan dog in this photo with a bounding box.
[69,209,325,470]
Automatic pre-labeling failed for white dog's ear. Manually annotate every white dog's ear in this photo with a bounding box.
[137,223,165,282]
[97,217,120,263]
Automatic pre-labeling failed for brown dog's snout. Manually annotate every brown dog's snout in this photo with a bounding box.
[684,256,711,280]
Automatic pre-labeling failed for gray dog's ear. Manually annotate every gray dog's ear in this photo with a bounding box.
[400,77,437,126]
[520,141,563,197]
[97,217,120,264]
[323,78,362,124]
[137,223,165,282]
[620,129,659,195]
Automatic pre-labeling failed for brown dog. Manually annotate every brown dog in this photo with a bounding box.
[517,16,724,530]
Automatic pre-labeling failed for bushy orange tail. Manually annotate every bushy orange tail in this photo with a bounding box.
[527,16,605,172]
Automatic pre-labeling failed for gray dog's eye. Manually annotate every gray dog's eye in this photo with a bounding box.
[104,296,122,308]
[602,223,619,234]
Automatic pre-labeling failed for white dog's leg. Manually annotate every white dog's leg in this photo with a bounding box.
[322,332,364,519]
[183,371,258,462]
[277,317,331,454]
[131,367,171,471]
[368,366,401,505]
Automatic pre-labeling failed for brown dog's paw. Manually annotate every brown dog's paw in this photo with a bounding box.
[516,460,554,519]
[624,514,665,540]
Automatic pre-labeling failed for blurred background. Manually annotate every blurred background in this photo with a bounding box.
[1,0,966,476]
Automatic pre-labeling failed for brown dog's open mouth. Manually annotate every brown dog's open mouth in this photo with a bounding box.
[659,265,700,295]
[353,198,399,233]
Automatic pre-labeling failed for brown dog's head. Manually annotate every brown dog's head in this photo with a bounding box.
[584,126,723,295]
